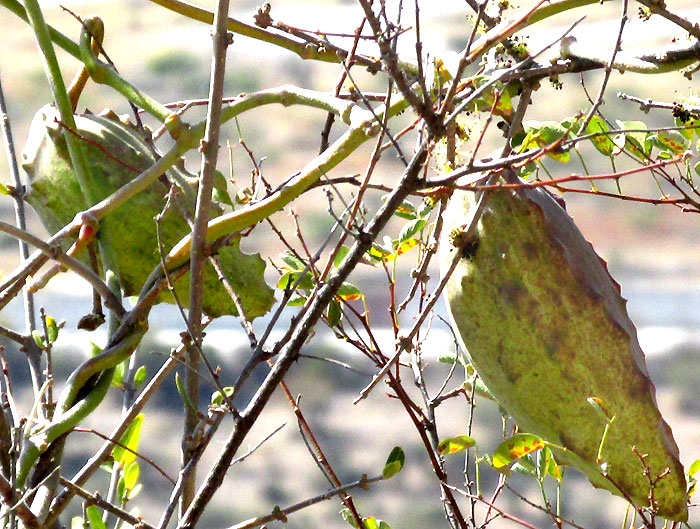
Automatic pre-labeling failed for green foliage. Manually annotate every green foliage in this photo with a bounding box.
[111,413,144,467]
[382,446,405,479]
[211,386,235,405]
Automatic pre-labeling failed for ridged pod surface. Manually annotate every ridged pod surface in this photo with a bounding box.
[440,180,687,520]
[21,105,274,319]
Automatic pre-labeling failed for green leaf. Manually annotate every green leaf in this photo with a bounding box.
[45,316,59,343]
[22,106,274,320]
[32,330,45,349]
[393,199,418,220]
[585,116,615,156]
[340,508,359,528]
[469,76,513,117]
[333,246,351,269]
[133,365,147,388]
[656,129,691,154]
[0,182,11,195]
[211,386,235,405]
[287,294,307,306]
[175,372,198,415]
[366,242,393,263]
[276,270,315,291]
[398,219,427,244]
[417,197,437,218]
[382,446,405,478]
[438,435,476,455]
[326,299,342,327]
[511,456,537,477]
[587,396,614,422]
[112,361,125,388]
[86,505,107,529]
[89,341,102,357]
[126,483,142,501]
[337,282,363,301]
[123,460,140,491]
[212,170,233,206]
[492,433,545,469]
[438,352,457,364]
[689,459,700,478]
[521,121,570,162]
[112,414,144,467]
[280,251,305,271]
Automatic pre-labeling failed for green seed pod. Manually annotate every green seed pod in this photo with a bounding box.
[21,105,274,319]
[440,178,687,521]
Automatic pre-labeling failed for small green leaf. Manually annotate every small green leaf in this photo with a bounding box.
[417,197,437,218]
[126,483,142,501]
[393,199,418,220]
[366,242,392,263]
[123,460,140,491]
[276,271,314,291]
[280,251,305,271]
[112,414,144,467]
[86,505,107,529]
[212,170,233,206]
[287,294,307,306]
[0,182,11,195]
[333,246,351,269]
[211,386,235,405]
[655,130,690,154]
[133,366,147,388]
[585,116,615,156]
[89,341,102,357]
[398,219,427,244]
[438,435,476,455]
[689,459,700,478]
[382,446,405,478]
[521,120,571,162]
[340,508,359,528]
[45,316,59,343]
[492,433,545,469]
[175,372,198,415]
[337,282,363,301]
[587,396,614,422]
[32,330,45,349]
[326,299,342,327]
[112,361,125,388]
[511,456,538,477]
[438,352,457,364]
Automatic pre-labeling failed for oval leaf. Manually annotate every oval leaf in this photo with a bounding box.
[438,435,476,455]
[492,433,545,469]
[382,446,405,479]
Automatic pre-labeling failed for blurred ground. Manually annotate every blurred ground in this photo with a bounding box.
[1,1,700,528]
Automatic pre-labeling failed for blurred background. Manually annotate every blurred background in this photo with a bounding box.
[1,0,699,528]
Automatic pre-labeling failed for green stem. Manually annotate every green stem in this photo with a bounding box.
[164,95,409,270]
[87,87,359,227]
[15,323,147,489]
[79,17,177,129]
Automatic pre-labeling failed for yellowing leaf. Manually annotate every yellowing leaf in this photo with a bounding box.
[438,435,476,455]
[492,433,545,469]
